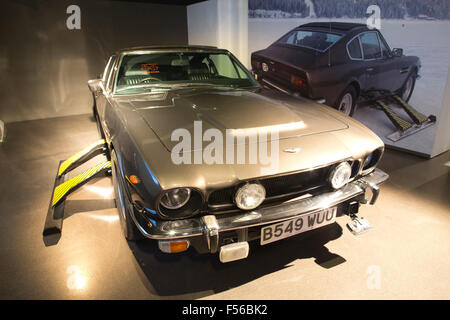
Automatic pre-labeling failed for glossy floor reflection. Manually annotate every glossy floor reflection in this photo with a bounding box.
[0,114,448,299]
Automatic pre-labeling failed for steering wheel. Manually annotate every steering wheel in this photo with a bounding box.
[138,76,162,83]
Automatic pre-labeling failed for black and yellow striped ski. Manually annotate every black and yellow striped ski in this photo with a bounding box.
[43,140,110,240]
[58,139,107,177]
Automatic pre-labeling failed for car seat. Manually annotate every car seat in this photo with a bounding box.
[188,61,211,81]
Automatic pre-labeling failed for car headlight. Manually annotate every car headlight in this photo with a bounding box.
[329,162,352,189]
[235,183,266,210]
[160,188,191,209]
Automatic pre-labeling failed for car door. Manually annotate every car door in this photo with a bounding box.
[96,55,116,140]
[345,35,366,87]
[359,31,398,93]
[376,32,406,92]
[377,32,409,91]
[359,31,383,91]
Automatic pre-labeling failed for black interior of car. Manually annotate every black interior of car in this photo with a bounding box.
[117,54,217,86]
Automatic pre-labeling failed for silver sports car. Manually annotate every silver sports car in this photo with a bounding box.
[87,46,388,263]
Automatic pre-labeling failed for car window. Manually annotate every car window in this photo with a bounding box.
[113,51,258,95]
[102,57,113,83]
[207,54,241,79]
[360,32,381,60]
[103,55,116,92]
[278,30,342,52]
[347,37,362,59]
[378,33,391,58]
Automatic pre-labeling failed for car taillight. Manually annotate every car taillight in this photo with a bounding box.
[291,75,307,89]
[251,60,260,70]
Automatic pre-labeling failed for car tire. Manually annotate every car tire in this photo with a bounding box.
[400,70,417,103]
[334,86,357,117]
[111,149,145,241]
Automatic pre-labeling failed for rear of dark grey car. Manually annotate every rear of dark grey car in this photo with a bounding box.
[251,23,367,106]
[251,55,310,98]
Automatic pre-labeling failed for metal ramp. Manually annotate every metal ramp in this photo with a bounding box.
[373,94,436,142]
[375,100,413,132]
[391,95,429,125]
[43,139,111,241]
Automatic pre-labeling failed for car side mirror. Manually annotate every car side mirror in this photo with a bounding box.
[88,79,102,93]
[392,48,403,57]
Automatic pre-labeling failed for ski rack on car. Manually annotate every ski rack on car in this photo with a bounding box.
[43,139,111,240]
[367,91,436,142]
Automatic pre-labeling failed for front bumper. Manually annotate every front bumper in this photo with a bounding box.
[134,169,388,246]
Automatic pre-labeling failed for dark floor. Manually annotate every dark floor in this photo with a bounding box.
[0,114,449,299]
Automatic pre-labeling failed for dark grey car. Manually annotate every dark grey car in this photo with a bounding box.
[251,22,421,116]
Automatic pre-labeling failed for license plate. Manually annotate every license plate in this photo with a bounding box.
[260,207,337,245]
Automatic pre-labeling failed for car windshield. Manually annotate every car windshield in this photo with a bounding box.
[277,30,342,52]
[114,51,258,94]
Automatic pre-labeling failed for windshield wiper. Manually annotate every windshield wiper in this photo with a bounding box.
[170,83,234,88]
[116,82,253,93]
[116,83,173,93]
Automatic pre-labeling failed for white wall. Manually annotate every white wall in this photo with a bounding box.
[432,67,450,157]
[187,0,219,48]
[187,0,248,67]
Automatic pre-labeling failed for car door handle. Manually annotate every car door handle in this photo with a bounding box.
[400,67,409,74]
[366,67,374,72]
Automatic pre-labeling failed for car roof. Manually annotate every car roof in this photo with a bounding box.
[114,45,225,55]
[297,22,368,33]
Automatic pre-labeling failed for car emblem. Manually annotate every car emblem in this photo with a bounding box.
[283,147,301,153]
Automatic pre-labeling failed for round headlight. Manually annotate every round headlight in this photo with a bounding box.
[235,183,266,210]
[261,62,269,72]
[329,162,352,189]
[160,188,191,209]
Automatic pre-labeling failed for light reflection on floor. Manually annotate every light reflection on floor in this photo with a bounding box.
[66,265,88,291]
[84,185,114,199]
[82,211,119,223]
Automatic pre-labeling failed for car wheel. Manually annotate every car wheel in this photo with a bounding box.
[335,86,357,117]
[400,70,416,102]
[111,149,144,241]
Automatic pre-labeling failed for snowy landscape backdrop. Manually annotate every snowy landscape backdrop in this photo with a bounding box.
[248,0,450,156]
[249,0,450,20]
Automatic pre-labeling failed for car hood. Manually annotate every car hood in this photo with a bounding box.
[130,89,348,152]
